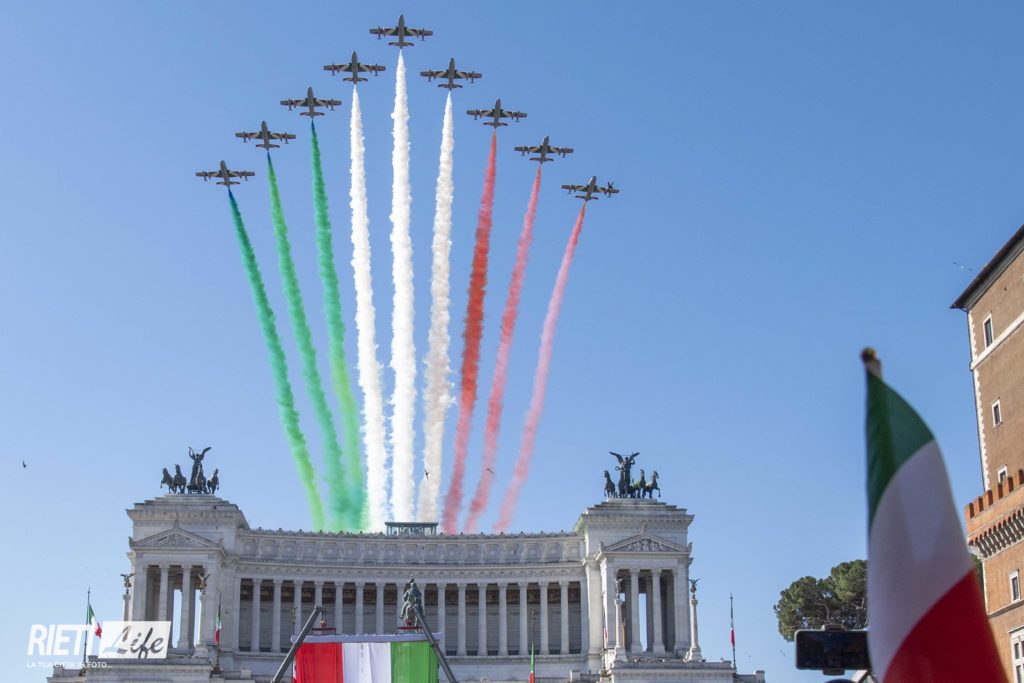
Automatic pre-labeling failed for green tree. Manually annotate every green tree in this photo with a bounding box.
[773,559,866,641]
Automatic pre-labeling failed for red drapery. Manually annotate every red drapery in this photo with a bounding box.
[293,642,344,683]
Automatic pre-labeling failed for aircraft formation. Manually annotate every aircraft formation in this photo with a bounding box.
[196,14,619,203]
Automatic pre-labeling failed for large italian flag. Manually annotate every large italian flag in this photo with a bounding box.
[293,635,438,683]
[864,350,1004,681]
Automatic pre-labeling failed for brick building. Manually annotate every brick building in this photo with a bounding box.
[955,224,1024,681]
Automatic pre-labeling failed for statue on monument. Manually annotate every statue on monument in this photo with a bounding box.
[401,578,424,627]
[188,447,212,488]
[609,451,648,498]
[160,447,219,495]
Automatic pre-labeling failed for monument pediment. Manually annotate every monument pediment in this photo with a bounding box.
[603,532,687,554]
[131,527,222,551]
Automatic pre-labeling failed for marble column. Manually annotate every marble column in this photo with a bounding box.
[498,583,508,656]
[355,582,365,634]
[559,580,570,655]
[130,562,148,620]
[686,583,703,662]
[157,565,170,621]
[644,575,654,652]
[334,582,344,632]
[271,579,283,653]
[651,571,664,654]
[477,584,488,656]
[539,581,549,655]
[250,579,262,653]
[457,583,467,656]
[628,569,641,653]
[375,583,385,634]
[293,580,303,635]
[231,575,242,650]
[436,583,446,653]
[186,584,196,650]
[177,565,192,649]
[395,585,403,630]
[314,581,324,613]
[518,584,528,656]
[672,568,687,654]
[601,564,617,651]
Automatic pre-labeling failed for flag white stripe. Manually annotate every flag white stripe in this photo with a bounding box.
[867,439,971,678]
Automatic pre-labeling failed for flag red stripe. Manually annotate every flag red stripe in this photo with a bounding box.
[884,571,1005,682]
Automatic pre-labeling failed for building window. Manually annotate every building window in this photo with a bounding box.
[1012,628,1024,683]
[1000,467,1010,484]
[984,316,995,348]
[1011,571,1020,602]
[994,400,1003,427]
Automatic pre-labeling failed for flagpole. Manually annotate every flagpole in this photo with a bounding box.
[729,593,736,666]
[83,587,90,669]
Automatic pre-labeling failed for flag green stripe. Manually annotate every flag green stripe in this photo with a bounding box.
[391,641,438,683]
[865,372,934,527]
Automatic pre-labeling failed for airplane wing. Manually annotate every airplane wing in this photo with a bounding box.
[467,109,492,118]
[460,71,482,80]
[271,132,297,141]
[230,170,255,179]
[324,63,355,73]
[280,99,302,108]
[234,132,255,141]
[370,27,398,37]
[514,145,540,154]
[552,146,573,155]
[420,69,445,78]
[561,184,585,192]
[406,27,433,37]
[510,111,527,119]
[196,171,216,179]
[365,64,386,73]
[316,98,342,108]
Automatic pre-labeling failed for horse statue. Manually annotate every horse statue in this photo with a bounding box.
[172,465,187,494]
[208,468,220,495]
[188,469,207,494]
[642,470,660,499]
[603,470,616,498]
[160,467,174,492]
[633,469,647,498]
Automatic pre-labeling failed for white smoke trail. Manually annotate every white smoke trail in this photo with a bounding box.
[416,93,455,522]
[389,52,416,521]
[349,87,390,530]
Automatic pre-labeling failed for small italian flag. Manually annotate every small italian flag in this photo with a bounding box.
[863,349,1004,681]
[86,601,101,638]
[214,604,222,646]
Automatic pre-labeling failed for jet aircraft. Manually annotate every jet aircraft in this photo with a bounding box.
[280,87,342,117]
[420,58,482,90]
[235,121,296,149]
[466,99,527,127]
[324,51,386,83]
[561,176,619,201]
[370,15,433,48]
[196,161,255,186]
[514,136,574,164]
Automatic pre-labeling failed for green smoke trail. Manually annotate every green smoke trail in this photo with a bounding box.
[310,121,366,530]
[226,189,325,530]
[266,154,350,532]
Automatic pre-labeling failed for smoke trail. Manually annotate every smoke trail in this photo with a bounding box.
[226,189,325,530]
[464,166,542,532]
[417,93,456,522]
[442,131,498,533]
[310,122,366,531]
[349,87,390,531]
[494,204,587,533]
[267,154,349,531]
[389,51,417,521]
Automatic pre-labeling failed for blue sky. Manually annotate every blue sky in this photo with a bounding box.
[3,2,1023,680]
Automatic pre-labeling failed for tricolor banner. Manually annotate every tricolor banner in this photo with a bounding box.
[863,349,1004,681]
[293,635,438,683]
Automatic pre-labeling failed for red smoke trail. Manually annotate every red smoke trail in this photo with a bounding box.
[464,166,542,532]
[442,131,498,533]
[494,203,586,533]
